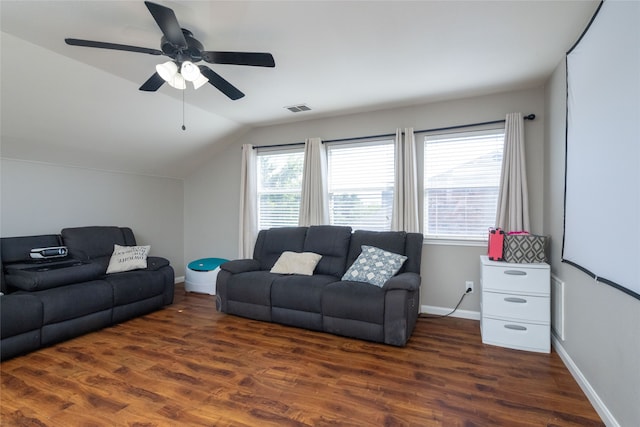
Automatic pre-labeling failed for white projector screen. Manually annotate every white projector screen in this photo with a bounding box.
[563,0,640,299]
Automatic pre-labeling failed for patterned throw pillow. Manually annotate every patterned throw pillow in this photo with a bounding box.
[106,244,150,274]
[341,245,407,287]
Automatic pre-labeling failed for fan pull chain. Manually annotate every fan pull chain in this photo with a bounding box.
[181,89,186,131]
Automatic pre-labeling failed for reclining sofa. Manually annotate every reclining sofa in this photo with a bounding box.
[0,226,175,361]
[217,226,423,346]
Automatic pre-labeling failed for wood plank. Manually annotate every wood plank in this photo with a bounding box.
[1,285,604,426]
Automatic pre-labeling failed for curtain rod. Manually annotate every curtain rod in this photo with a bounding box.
[253,114,535,149]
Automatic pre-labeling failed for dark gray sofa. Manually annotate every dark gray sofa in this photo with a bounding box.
[0,226,174,361]
[216,226,423,346]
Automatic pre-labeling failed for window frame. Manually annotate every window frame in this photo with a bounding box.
[326,138,396,232]
[255,145,305,230]
[418,127,505,246]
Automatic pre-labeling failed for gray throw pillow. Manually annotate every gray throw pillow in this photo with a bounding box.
[341,245,407,287]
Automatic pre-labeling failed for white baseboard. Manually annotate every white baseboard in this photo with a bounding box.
[552,335,619,427]
[174,275,185,284]
[421,304,480,320]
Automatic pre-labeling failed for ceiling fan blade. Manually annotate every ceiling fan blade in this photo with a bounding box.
[201,51,275,68]
[199,66,245,100]
[139,72,165,92]
[65,38,162,55]
[144,1,187,49]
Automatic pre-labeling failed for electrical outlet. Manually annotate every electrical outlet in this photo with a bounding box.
[465,281,474,293]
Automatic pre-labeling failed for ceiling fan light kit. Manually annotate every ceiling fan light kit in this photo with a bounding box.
[64,1,275,100]
[155,60,207,90]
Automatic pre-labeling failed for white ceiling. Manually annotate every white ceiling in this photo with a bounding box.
[0,1,599,178]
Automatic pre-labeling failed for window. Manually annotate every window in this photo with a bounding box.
[256,147,304,229]
[423,129,504,241]
[327,140,395,231]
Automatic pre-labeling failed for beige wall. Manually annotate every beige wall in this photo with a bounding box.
[184,87,545,315]
[0,159,185,276]
[544,59,639,427]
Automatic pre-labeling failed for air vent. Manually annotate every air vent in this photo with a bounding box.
[285,104,311,113]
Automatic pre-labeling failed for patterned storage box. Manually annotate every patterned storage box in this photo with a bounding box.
[503,234,548,263]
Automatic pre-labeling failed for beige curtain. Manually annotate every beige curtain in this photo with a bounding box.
[298,137,328,226]
[391,128,420,232]
[496,113,530,232]
[239,144,257,258]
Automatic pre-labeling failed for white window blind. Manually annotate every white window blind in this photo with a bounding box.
[423,130,504,240]
[257,148,304,229]
[327,140,395,231]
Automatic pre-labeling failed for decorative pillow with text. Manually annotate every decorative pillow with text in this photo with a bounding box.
[106,244,150,274]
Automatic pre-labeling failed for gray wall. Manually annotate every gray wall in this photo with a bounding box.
[184,87,545,315]
[544,60,639,427]
[1,159,185,276]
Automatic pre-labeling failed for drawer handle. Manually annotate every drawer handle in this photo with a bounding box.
[504,270,527,276]
[504,297,527,304]
[504,324,527,331]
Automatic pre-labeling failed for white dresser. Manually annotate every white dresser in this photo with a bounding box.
[480,255,550,353]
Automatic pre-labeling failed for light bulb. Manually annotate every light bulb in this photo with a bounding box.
[192,74,209,89]
[156,61,178,82]
[168,73,186,90]
[181,61,201,82]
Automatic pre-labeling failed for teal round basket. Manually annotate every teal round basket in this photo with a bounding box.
[185,257,228,295]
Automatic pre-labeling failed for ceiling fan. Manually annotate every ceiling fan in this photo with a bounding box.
[65,1,275,100]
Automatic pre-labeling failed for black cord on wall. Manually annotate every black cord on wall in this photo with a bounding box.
[420,288,472,319]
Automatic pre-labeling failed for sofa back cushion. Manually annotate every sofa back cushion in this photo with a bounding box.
[403,232,424,274]
[253,227,308,270]
[346,230,423,275]
[1,234,63,264]
[61,226,137,260]
[303,226,352,277]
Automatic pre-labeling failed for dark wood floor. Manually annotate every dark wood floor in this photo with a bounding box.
[1,284,603,426]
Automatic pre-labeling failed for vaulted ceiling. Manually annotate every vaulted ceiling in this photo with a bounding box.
[1,1,599,178]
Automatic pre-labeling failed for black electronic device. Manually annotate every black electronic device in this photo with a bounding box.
[29,246,68,260]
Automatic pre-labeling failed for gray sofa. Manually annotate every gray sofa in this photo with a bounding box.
[216,226,423,346]
[0,226,174,361]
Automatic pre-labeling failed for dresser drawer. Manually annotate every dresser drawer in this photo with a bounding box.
[483,291,549,323]
[482,264,549,295]
[481,317,550,353]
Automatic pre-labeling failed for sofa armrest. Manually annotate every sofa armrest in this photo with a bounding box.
[220,259,261,274]
[146,256,170,271]
[383,272,421,291]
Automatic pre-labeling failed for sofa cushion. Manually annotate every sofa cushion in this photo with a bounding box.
[105,270,167,306]
[271,274,337,313]
[227,271,280,306]
[322,281,386,325]
[106,244,150,274]
[254,227,308,270]
[403,233,424,274]
[270,251,322,275]
[1,234,63,264]
[61,226,136,260]
[303,225,352,277]
[37,280,113,325]
[342,245,407,287]
[346,230,407,271]
[0,294,43,339]
[4,260,106,291]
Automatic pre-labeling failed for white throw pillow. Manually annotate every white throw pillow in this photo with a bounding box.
[106,244,150,274]
[270,251,322,276]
